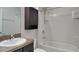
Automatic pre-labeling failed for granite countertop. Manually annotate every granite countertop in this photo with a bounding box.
[0,38,34,52]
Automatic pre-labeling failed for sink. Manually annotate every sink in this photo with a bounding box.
[0,38,27,47]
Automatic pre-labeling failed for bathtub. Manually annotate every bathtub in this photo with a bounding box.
[39,41,79,52]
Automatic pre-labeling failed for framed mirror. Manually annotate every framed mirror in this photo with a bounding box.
[0,7,21,36]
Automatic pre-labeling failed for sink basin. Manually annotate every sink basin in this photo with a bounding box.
[0,38,26,47]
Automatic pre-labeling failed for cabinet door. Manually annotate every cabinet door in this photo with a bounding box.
[25,7,30,29]
[30,7,38,26]
[13,42,34,52]
[13,48,23,52]
[25,7,38,29]
[23,43,34,52]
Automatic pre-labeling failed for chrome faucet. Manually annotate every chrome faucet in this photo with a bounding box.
[11,35,15,39]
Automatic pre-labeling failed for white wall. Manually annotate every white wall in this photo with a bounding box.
[44,7,79,47]
[38,7,54,46]
[38,8,45,47]
[21,7,38,39]
[21,7,38,49]
[1,7,38,40]
[2,7,21,35]
[0,8,2,33]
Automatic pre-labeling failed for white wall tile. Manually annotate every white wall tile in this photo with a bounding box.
[39,7,79,48]
[46,7,79,47]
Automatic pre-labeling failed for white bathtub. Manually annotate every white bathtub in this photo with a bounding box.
[39,41,79,52]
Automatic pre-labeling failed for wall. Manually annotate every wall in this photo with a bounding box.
[44,7,79,47]
[38,8,53,47]
[37,8,45,47]
[21,7,38,39]
[21,7,38,49]
[0,8,2,33]
[2,7,21,35]
[1,7,38,38]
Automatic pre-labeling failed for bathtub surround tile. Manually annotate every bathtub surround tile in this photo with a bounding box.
[38,7,79,51]
[45,7,79,46]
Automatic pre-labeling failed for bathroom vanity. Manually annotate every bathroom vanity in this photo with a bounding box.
[0,38,34,52]
[14,41,33,52]
[0,7,35,52]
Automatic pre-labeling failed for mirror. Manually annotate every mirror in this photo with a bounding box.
[0,7,21,36]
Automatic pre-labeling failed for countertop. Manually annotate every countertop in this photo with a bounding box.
[0,38,34,52]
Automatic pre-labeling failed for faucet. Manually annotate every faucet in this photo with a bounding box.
[11,35,15,39]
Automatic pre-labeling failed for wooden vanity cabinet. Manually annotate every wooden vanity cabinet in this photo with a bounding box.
[13,48,23,52]
[13,42,34,52]
[23,42,33,52]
